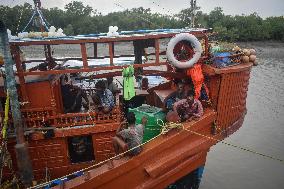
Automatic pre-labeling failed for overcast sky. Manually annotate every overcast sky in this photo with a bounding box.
[1,0,284,18]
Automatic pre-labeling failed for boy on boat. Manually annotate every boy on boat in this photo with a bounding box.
[165,82,194,111]
[173,95,203,122]
[92,80,115,113]
[112,112,147,157]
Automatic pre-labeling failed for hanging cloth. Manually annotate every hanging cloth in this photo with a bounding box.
[187,63,209,99]
[122,65,135,100]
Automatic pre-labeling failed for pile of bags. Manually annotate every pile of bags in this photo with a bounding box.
[107,26,119,37]
[15,26,66,39]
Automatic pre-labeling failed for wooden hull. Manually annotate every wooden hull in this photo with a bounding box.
[50,63,252,189]
[50,110,245,189]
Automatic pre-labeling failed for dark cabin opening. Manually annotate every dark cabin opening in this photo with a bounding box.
[68,135,95,163]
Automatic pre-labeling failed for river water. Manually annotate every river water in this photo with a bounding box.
[200,42,284,189]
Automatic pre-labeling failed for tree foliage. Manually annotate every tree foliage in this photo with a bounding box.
[0,1,283,41]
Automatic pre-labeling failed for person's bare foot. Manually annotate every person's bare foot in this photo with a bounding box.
[107,160,114,169]
[114,154,122,160]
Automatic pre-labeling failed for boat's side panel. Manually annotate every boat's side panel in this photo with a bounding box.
[92,132,116,162]
[25,81,53,109]
[216,68,251,131]
[51,81,64,113]
[207,75,221,110]
[6,130,117,180]
[29,138,69,179]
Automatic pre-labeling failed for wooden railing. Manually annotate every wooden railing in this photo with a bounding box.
[0,106,121,129]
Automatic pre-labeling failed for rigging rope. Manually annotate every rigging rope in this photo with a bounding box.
[21,10,37,32]
[184,126,284,163]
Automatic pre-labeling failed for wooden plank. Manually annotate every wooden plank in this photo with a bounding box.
[80,43,88,68]
[155,39,160,64]
[10,45,29,105]
[20,62,169,76]
[93,43,98,58]
[108,42,114,66]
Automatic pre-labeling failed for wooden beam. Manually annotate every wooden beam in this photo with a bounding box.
[93,43,98,58]
[10,45,29,105]
[20,62,168,76]
[109,42,114,66]
[80,43,88,68]
[155,39,160,64]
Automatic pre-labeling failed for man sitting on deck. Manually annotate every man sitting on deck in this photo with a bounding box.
[106,77,120,95]
[112,112,147,157]
[93,80,115,113]
[173,95,203,122]
[61,75,89,113]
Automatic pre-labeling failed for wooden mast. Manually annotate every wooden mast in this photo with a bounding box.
[0,21,33,186]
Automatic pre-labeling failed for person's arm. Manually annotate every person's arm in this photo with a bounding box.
[116,120,127,136]
[173,99,186,112]
[141,116,148,126]
[192,100,204,119]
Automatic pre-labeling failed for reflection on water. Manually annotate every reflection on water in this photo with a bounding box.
[200,42,284,189]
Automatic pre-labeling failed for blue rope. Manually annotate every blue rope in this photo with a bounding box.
[37,8,49,31]
[38,9,50,28]
[21,9,37,32]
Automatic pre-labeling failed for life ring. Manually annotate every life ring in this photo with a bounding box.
[166,33,202,69]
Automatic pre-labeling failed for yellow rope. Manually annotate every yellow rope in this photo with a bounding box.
[157,119,183,134]
[184,127,284,164]
[158,120,284,164]
[2,92,9,139]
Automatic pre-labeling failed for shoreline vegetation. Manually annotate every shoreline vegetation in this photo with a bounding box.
[0,1,283,42]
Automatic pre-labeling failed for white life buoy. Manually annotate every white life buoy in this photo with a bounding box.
[166,33,202,69]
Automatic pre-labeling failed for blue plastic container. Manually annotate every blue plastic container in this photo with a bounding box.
[213,52,232,68]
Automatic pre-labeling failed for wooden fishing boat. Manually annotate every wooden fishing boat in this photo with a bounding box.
[0,24,253,189]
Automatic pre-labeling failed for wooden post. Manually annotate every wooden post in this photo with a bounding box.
[108,42,114,66]
[10,45,29,106]
[0,21,33,186]
[155,39,160,64]
[80,43,88,68]
[93,43,98,58]
[45,44,52,59]
[204,35,209,57]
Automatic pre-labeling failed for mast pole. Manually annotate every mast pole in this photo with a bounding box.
[190,0,197,27]
[0,21,33,187]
